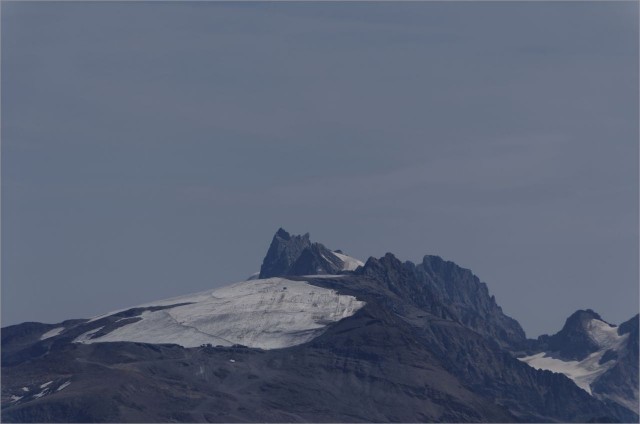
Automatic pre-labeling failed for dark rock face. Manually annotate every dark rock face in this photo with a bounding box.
[356,253,526,349]
[417,255,526,349]
[259,229,312,278]
[535,309,604,361]
[259,228,344,278]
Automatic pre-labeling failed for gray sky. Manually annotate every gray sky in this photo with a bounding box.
[2,1,638,337]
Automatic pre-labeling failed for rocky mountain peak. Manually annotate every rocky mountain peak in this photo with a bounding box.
[356,252,526,348]
[259,229,343,278]
[563,309,603,329]
[522,310,638,412]
[274,227,290,239]
[535,309,608,361]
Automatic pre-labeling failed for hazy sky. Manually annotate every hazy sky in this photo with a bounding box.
[2,1,638,337]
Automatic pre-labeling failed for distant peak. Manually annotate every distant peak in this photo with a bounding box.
[273,228,310,243]
[259,229,342,278]
[536,309,606,361]
[275,227,291,240]
[558,309,607,338]
[565,309,604,327]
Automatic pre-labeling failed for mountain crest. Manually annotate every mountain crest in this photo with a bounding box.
[259,228,348,278]
[536,309,608,361]
[356,252,526,348]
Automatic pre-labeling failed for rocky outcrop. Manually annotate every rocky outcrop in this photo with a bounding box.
[416,255,526,348]
[259,228,344,278]
[535,309,604,361]
[355,253,526,349]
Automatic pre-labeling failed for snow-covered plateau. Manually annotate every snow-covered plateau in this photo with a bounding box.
[75,277,365,350]
[519,318,629,395]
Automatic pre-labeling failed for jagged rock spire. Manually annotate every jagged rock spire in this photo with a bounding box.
[259,228,344,278]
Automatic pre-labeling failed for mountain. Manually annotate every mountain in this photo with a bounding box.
[519,310,639,413]
[2,229,638,423]
[259,228,363,278]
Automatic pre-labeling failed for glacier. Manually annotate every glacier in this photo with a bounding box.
[75,277,365,349]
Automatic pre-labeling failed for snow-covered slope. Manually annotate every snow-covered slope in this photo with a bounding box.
[40,327,64,340]
[75,278,365,349]
[333,251,364,271]
[519,318,629,395]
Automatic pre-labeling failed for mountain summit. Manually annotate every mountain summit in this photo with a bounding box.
[535,309,606,361]
[1,229,637,423]
[259,228,362,278]
[520,310,638,412]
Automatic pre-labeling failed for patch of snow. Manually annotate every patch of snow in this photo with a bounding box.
[33,390,48,399]
[40,327,64,340]
[333,251,364,271]
[229,359,235,363]
[247,272,260,280]
[73,327,104,343]
[56,381,71,392]
[586,319,622,349]
[519,319,629,395]
[10,395,22,402]
[39,381,53,389]
[75,277,365,350]
[21,387,29,392]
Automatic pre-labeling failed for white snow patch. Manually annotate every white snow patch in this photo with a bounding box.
[10,395,22,402]
[519,318,629,395]
[229,359,235,363]
[40,327,64,340]
[586,319,621,349]
[73,327,104,343]
[247,272,260,280]
[33,390,48,399]
[39,381,53,389]
[333,251,364,271]
[76,278,365,350]
[56,381,71,392]
[21,387,29,392]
